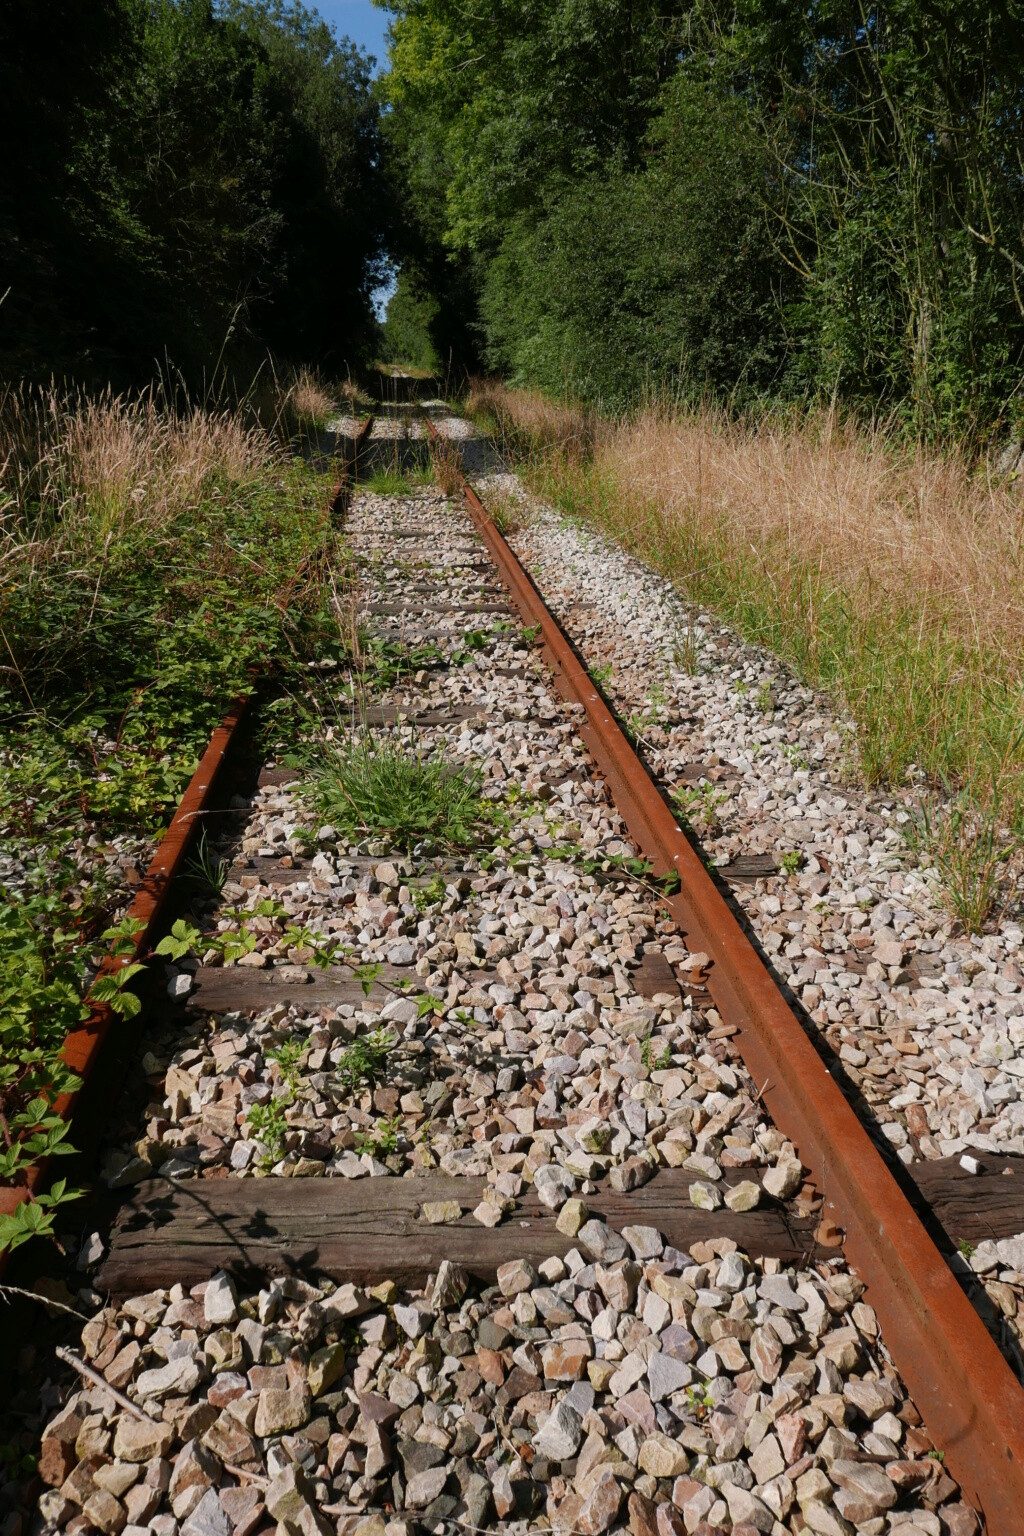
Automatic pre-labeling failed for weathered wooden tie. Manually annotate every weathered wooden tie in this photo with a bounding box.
[96,1158,1024,1296]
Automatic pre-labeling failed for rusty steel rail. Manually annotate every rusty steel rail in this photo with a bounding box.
[422,405,1024,1532]
[0,698,251,1257]
[0,411,375,1278]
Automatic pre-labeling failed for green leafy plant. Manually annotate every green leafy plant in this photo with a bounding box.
[353,962,382,996]
[756,680,776,716]
[778,850,803,876]
[247,1097,291,1170]
[154,917,204,963]
[672,782,728,835]
[246,1040,306,1169]
[352,636,444,692]
[413,872,448,910]
[683,1383,715,1420]
[337,1028,394,1096]
[187,830,229,898]
[0,386,357,1254]
[0,1177,84,1254]
[354,1114,402,1157]
[89,961,146,1020]
[0,893,91,1253]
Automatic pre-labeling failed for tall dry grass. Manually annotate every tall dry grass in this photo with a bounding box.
[0,385,279,573]
[279,366,335,432]
[472,380,1024,835]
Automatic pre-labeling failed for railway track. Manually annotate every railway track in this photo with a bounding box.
[6,397,1024,1536]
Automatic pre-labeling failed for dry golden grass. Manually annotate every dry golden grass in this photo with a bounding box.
[611,408,1024,660]
[473,379,1024,841]
[0,385,279,569]
[429,435,466,498]
[466,380,590,459]
[282,366,334,429]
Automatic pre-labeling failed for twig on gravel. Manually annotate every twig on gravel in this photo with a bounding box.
[224,1462,270,1489]
[55,1346,161,1427]
[0,1283,90,1321]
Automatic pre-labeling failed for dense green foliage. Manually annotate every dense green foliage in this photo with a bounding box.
[380,0,1024,434]
[0,390,348,1251]
[0,0,384,383]
[382,271,441,372]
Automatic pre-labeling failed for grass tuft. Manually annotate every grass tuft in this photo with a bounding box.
[311,733,486,852]
[904,789,1014,932]
[362,464,434,495]
[279,366,334,436]
[430,436,465,497]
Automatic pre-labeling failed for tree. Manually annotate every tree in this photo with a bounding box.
[0,0,386,384]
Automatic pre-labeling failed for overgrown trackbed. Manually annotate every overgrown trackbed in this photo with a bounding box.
[7,397,1024,1536]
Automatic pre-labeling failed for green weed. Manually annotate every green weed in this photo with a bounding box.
[672,782,728,835]
[413,872,448,910]
[904,788,1017,933]
[362,465,434,495]
[353,636,444,692]
[673,611,701,674]
[354,1114,402,1157]
[247,1040,305,1169]
[337,1028,394,1096]
[486,490,530,536]
[186,830,228,899]
[310,734,487,852]
[0,390,354,1253]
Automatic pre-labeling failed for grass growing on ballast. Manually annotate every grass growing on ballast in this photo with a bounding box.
[470,380,1024,928]
[311,733,486,852]
[361,463,434,495]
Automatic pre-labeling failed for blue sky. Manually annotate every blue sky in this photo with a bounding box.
[313,2,397,314]
[316,0,392,72]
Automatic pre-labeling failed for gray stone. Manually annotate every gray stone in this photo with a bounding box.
[405,1466,450,1509]
[621,1225,663,1260]
[534,1164,576,1210]
[646,1351,693,1401]
[496,1259,537,1296]
[181,1489,231,1536]
[203,1272,238,1328]
[578,1220,628,1262]
[759,1274,806,1311]
[830,1459,897,1521]
[534,1401,584,1461]
[136,1356,203,1399]
[432,1260,469,1310]
[393,1303,431,1339]
[763,1161,802,1200]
